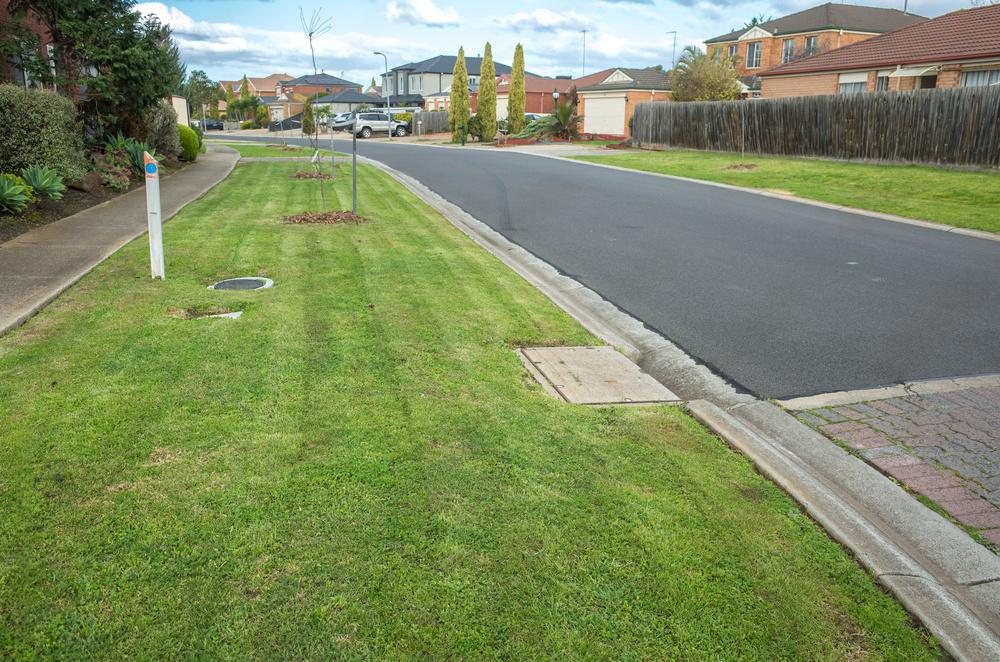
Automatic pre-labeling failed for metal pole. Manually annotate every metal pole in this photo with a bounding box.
[352,122,358,214]
[580,29,588,77]
[666,31,678,70]
[375,51,391,141]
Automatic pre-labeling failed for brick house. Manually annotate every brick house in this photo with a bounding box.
[577,68,671,138]
[759,5,1000,97]
[383,54,513,105]
[0,2,57,91]
[491,70,614,118]
[275,73,362,98]
[705,2,926,93]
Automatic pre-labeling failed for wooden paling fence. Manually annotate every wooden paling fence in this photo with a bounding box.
[632,86,1000,167]
[413,111,450,134]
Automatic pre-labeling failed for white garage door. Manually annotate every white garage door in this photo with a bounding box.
[584,96,625,135]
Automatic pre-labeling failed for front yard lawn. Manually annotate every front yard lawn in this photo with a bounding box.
[574,149,1000,234]
[204,142,339,158]
[0,160,939,658]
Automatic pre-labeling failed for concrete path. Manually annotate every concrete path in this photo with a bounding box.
[0,146,238,337]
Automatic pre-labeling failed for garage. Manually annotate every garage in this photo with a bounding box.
[583,95,626,135]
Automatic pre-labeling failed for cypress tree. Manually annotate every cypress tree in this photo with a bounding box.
[302,99,316,135]
[477,43,497,142]
[449,47,470,143]
[507,44,526,134]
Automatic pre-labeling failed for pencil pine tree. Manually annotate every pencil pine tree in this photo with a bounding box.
[476,43,497,142]
[507,44,526,134]
[302,99,316,135]
[449,47,470,143]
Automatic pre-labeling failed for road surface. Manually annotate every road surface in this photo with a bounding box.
[217,135,1000,399]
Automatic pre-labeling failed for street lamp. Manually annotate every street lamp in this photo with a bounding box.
[552,88,560,109]
[373,51,391,140]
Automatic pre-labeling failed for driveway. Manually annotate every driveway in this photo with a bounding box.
[219,136,1000,399]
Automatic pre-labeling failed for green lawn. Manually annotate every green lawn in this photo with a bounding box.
[574,149,1000,234]
[205,142,340,158]
[0,160,939,658]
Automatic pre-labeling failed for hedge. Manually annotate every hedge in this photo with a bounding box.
[0,84,86,182]
[178,124,199,162]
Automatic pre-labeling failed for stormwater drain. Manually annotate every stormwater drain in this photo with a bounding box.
[209,277,274,291]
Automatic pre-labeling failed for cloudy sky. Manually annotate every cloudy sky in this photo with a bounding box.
[137,0,968,85]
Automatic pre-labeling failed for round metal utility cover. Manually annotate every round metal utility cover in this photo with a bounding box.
[209,277,274,291]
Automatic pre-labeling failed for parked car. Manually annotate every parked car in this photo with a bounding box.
[524,113,546,121]
[353,112,408,138]
[199,118,224,130]
[330,112,355,131]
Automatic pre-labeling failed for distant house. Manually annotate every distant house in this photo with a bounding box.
[759,5,1000,98]
[577,68,672,138]
[276,73,362,98]
[705,3,926,83]
[382,55,514,107]
[313,89,386,113]
[494,73,586,118]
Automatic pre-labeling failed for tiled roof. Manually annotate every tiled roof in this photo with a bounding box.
[248,73,291,90]
[761,5,1000,76]
[705,2,926,43]
[578,68,672,91]
[313,90,384,104]
[283,73,362,87]
[392,55,512,76]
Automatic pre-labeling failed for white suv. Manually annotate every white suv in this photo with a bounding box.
[353,112,408,138]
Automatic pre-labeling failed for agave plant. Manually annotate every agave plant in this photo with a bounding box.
[125,141,155,174]
[0,174,32,214]
[104,132,132,151]
[22,165,66,200]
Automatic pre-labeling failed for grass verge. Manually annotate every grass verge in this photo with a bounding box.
[573,149,1000,234]
[0,160,939,658]
[205,142,341,158]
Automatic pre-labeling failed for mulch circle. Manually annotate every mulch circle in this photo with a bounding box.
[723,163,758,171]
[292,171,334,180]
[284,211,368,225]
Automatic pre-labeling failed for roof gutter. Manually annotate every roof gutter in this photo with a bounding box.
[759,49,1000,77]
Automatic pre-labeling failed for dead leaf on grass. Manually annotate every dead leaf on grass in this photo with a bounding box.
[284,211,368,225]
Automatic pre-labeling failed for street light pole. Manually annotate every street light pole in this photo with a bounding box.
[666,31,678,70]
[580,29,588,77]
[374,51,391,141]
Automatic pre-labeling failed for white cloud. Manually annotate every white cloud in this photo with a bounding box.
[385,0,461,27]
[136,3,427,83]
[495,9,593,32]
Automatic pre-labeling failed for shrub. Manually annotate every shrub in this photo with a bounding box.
[465,114,483,141]
[255,105,268,128]
[393,112,413,126]
[0,84,86,182]
[240,120,253,130]
[145,101,181,157]
[0,174,33,213]
[125,142,156,174]
[94,149,132,191]
[22,165,66,200]
[178,124,199,162]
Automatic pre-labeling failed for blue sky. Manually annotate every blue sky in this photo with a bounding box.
[137,0,967,85]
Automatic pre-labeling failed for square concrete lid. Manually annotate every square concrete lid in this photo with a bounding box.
[519,346,680,405]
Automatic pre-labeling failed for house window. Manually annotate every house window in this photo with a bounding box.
[468,76,477,86]
[876,74,889,91]
[782,39,795,63]
[804,36,818,56]
[919,75,937,89]
[727,44,737,58]
[838,72,868,94]
[961,69,1000,87]
[746,42,762,69]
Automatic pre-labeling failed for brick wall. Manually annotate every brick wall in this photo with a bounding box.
[715,30,881,77]
[624,91,670,137]
[760,73,838,98]
[938,65,961,88]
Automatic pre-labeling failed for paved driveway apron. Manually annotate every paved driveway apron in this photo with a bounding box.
[231,136,1000,398]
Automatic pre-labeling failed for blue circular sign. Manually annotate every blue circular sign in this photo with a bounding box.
[145,162,157,175]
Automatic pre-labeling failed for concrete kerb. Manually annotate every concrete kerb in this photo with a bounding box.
[0,146,240,338]
[362,153,1000,659]
[779,373,1000,410]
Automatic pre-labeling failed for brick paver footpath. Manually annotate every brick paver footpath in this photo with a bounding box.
[796,386,1000,547]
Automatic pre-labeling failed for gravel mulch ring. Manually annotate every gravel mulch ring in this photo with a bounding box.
[284,211,368,225]
[723,163,758,171]
[292,171,334,180]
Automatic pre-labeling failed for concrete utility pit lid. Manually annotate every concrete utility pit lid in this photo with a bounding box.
[209,277,273,291]
[518,346,680,405]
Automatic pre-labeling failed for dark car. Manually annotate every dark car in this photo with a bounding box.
[200,118,223,130]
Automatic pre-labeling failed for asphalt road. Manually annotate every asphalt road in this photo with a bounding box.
[218,134,1000,398]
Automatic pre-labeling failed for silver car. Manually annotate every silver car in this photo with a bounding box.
[353,112,408,138]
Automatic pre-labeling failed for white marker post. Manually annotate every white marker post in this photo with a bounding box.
[144,152,165,279]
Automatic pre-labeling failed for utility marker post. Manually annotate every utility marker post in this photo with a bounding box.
[144,152,165,279]
[352,121,358,213]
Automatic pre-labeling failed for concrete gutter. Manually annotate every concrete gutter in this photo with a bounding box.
[363,156,1000,659]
